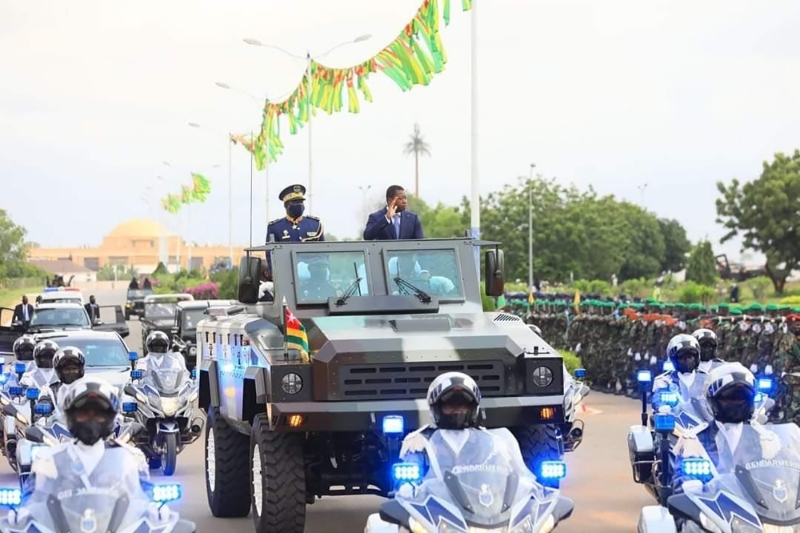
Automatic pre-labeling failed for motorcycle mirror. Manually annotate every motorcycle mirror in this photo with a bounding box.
[24,426,45,442]
[2,404,17,418]
[123,384,139,397]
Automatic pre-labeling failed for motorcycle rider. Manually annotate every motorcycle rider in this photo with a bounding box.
[37,347,86,411]
[138,331,189,374]
[20,340,60,391]
[673,363,787,492]
[692,328,724,373]
[7,378,173,525]
[11,336,37,376]
[652,334,707,410]
[399,372,532,479]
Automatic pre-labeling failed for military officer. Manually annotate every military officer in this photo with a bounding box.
[266,184,325,243]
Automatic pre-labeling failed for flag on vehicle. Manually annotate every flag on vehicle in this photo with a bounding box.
[283,298,309,363]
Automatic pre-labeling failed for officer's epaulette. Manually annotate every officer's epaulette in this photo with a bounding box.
[268,217,284,226]
[305,215,320,220]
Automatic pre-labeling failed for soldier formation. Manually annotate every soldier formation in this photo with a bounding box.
[501,294,800,420]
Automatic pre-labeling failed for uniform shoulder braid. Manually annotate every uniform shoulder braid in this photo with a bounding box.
[268,217,285,226]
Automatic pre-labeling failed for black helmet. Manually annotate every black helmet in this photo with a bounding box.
[145,331,170,354]
[63,378,119,445]
[54,347,86,385]
[33,340,59,369]
[667,334,700,374]
[13,336,36,362]
[427,372,482,430]
[705,363,756,424]
[692,328,718,362]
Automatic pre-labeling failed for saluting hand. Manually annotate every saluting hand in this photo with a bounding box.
[387,199,398,219]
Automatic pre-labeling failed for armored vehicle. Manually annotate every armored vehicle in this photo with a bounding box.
[197,238,583,532]
[125,287,154,320]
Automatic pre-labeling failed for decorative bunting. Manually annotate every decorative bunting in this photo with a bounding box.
[233,0,472,170]
[161,172,213,213]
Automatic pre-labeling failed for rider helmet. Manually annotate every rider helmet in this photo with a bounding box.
[427,372,482,430]
[145,331,170,354]
[705,362,756,424]
[692,328,718,362]
[53,347,86,385]
[33,340,59,369]
[13,335,36,362]
[666,334,700,374]
[63,378,119,445]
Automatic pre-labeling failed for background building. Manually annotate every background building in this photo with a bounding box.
[28,218,244,273]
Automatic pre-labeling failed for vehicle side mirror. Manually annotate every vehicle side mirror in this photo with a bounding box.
[170,326,179,335]
[238,256,262,304]
[93,320,104,326]
[484,249,505,297]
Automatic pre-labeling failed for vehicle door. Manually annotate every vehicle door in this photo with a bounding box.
[0,308,21,356]
[91,305,131,338]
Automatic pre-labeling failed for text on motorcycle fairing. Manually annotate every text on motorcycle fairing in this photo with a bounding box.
[745,459,800,471]
[57,486,120,500]
[451,464,511,475]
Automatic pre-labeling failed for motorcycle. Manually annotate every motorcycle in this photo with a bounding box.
[364,428,574,532]
[124,353,202,476]
[562,368,589,453]
[638,418,800,532]
[0,386,53,472]
[0,479,196,532]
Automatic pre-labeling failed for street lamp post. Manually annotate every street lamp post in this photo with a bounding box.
[528,163,535,294]
[470,0,480,273]
[243,34,372,213]
[188,122,234,266]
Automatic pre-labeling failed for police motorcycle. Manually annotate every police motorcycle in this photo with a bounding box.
[366,372,574,533]
[123,351,201,476]
[562,368,589,453]
[637,366,800,532]
[0,381,197,533]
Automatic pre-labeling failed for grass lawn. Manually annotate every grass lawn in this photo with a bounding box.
[0,287,37,309]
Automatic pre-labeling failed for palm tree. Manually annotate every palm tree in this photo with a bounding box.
[402,123,431,198]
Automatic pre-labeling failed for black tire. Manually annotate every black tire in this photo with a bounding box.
[205,407,250,518]
[162,432,179,476]
[513,424,564,481]
[250,414,306,533]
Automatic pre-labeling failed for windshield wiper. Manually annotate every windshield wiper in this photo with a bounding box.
[335,263,364,306]
[394,277,432,304]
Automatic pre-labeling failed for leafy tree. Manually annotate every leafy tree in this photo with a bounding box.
[658,218,691,272]
[152,262,168,276]
[685,240,718,286]
[716,150,800,293]
[402,123,431,198]
[406,195,468,239]
[616,203,665,281]
[0,210,46,282]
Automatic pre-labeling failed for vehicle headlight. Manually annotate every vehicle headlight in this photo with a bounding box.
[282,373,303,395]
[756,524,790,533]
[161,397,179,415]
[532,366,554,388]
[189,346,197,356]
[407,517,433,533]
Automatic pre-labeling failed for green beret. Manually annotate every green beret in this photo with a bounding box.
[729,308,743,316]
[710,306,718,312]
[780,304,792,311]
[793,307,800,314]
[718,302,730,309]
[747,303,764,311]
[688,303,701,310]
[766,304,779,311]
[675,303,686,309]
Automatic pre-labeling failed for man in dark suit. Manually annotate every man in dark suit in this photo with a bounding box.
[85,295,100,323]
[13,295,34,326]
[363,185,424,240]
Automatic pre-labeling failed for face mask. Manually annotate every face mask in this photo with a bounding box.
[72,420,106,445]
[699,345,716,362]
[287,203,305,220]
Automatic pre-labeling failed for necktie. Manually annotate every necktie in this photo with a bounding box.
[393,215,400,239]
[23,306,28,321]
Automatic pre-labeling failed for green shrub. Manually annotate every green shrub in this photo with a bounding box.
[588,280,612,296]
[748,276,772,302]
[677,282,716,304]
[560,351,582,374]
[779,295,800,305]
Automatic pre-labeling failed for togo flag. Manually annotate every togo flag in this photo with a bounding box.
[284,303,309,362]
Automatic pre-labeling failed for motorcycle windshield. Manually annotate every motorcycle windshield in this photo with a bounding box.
[146,354,185,394]
[398,430,536,529]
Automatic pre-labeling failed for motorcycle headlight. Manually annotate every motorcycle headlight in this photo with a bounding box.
[189,346,197,356]
[407,517,433,533]
[699,513,723,533]
[161,397,179,416]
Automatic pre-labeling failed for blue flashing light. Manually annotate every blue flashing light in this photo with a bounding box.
[0,374,7,385]
[190,368,197,380]
[755,392,765,404]
[663,360,675,372]
[0,488,21,506]
[151,484,182,503]
[34,403,52,415]
[8,386,23,398]
[122,402,138,413]
[574,368,586,379]
[659,391,680,408]
[682,458,713,482]
[637,370,652,383]
[757,378,773,392]
[392,463,421,483]
[14,363,26,375]
[540,461,567,480]
[382,415,404,435]
[130,370,144,380]
[43,288,59,293]
[221,362,235,373]
[654,413,676,432]
[25,388,40,400]
[128,352,139,361]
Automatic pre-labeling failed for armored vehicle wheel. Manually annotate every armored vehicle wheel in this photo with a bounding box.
[205,407,250,518]
[514,424,564,480]
[250,414,306,533]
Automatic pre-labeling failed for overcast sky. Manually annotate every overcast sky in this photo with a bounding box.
[2,0,800,264]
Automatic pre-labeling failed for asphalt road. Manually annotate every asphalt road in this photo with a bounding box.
[1,287,653,532]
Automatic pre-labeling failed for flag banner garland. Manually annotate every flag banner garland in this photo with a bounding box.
[160,173,213,213]
[233,0,472,170]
